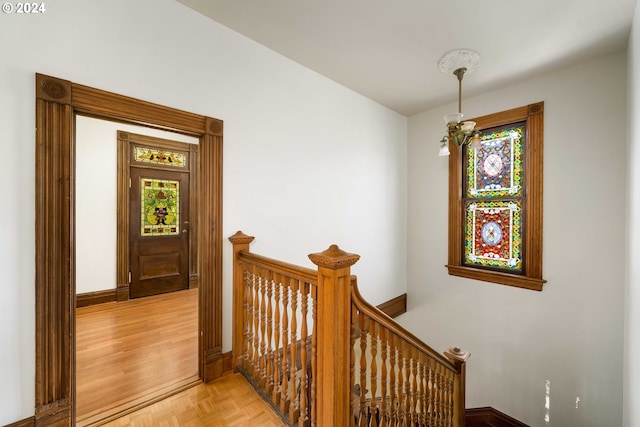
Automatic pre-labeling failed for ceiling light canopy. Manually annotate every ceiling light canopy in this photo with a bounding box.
[437,49,482,156]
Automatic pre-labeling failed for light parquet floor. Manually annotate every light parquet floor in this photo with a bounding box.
[101,373,286,427]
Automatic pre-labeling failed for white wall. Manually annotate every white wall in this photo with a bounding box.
[404,53,627,426]
[75,116,198,294]
[624,2,640,426]
[0,0,407,423]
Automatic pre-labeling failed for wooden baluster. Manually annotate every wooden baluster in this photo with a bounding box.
[412,347,419,426]
[405,346,413,425]
[242,270,253,371]
[252,268,261,380]
[427,360,435,425]
[358,313,368,427]
[417,355,426,427]
[389,333,398,427]
[245,267,254,376]
[403,342,411,427]
[289,278,300,423]
[259,270,269,388]
[432,365,440,425]
[442,366,449,426]
[311,285,318,427]
[272,273,282,405]
[437,366,445,426]
[448,373,456,425]
[280,281,290,415]
[265,271,274,395]
[406,347,412,426]
[369,321,378,427]
[350,304,358,427]
[379,326,388,427]
[299,281,310,425]
[397,339,407,427]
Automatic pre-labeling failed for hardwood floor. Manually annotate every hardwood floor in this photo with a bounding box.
[101,373,286,427]
[76,288,199,426]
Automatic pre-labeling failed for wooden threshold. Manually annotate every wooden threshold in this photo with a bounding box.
[76,376,200,427]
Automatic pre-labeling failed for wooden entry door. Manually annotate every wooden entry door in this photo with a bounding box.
[130,167,190,298]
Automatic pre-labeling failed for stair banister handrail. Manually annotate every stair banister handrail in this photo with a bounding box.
[350,276,465,373]
[239,251,317,283]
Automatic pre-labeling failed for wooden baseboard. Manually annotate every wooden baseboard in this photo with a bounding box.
[376,293,407,318]
[3,417,35,427]
[466,407,529,427]
[76,289,117,308]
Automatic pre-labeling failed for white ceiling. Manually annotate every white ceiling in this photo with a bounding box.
[177,0,637,116]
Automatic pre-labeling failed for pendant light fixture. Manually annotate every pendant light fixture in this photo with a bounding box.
[437,49,482,156]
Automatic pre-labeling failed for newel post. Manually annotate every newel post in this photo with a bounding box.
[309,244,360,427]
[445,346,471,427]
[228,231,255,369]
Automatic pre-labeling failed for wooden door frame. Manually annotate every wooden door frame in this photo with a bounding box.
[35,73,224,426]
[117,132,200,301]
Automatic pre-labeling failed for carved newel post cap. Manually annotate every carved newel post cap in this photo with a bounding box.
[308,244,360,269]
[445,346,471,364]
[228,230,255,245]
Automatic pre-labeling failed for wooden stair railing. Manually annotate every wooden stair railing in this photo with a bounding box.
[229,231,469,427]
[350,276,470,426]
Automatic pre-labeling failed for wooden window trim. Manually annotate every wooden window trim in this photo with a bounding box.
[446,102,546,291]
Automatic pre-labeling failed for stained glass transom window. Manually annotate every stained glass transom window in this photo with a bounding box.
[141,178,180,236]
[463,123,525,273]
[134,146,186,168]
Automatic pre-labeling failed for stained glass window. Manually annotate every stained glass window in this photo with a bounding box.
[466,126,523,198]
[463,123,525,273]
[134,146,186,168]
[141,178,180,236]
[464,200,522,271]
[446,102,545,290]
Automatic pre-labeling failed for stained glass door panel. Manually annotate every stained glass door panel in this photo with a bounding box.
[141,178,180,236]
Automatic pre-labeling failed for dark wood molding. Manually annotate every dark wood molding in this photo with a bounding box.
[35,73,74,426]
[76,289,117,308]
[199,130,224,381]
[446,265,546,292]
[222,351,233,373]
[3,416,35,427]
[34,397,71,427]
[35,73,223,426]
[116,285,130,302]
[376,293,407,318]
[116,132,131,301]
[36,75,71,105]
[446,102,546,291]
[466,407,529,427]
